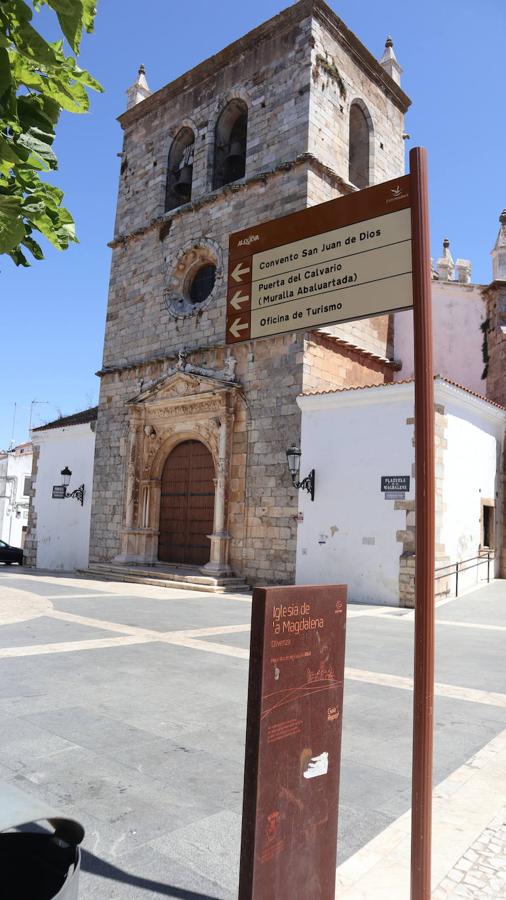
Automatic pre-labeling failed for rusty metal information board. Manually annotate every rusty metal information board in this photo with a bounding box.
[226,175,412,343]
[239,584,347,900]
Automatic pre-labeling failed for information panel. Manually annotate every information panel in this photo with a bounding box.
[226,174,412,344]
[239,584,347,900]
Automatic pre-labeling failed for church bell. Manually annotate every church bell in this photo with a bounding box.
[173,164,193,199]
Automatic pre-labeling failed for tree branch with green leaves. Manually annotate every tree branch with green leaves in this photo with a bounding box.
[0,0,103,266]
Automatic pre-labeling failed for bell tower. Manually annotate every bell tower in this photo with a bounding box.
[90,1,411,584]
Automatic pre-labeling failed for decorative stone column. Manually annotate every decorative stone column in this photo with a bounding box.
[202,414,233,576]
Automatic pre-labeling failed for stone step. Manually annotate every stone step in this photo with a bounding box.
[79,563,251,594]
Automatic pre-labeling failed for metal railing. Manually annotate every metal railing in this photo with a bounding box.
[435,550,495,598]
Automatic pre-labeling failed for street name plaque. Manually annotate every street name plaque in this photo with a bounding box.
[226,174,412,344]
[381,475,411,493]
[239,584,347,900]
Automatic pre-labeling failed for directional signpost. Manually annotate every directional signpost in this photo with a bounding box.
[232,147,435,900]
[226,173,413,344]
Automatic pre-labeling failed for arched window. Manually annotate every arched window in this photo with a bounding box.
[349,101,371,190]
[165,127,195,212]
[213,99,248,190]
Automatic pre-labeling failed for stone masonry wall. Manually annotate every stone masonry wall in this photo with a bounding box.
[398,404,449,608]
[309,15,406,188]
[114,9,313,239]
[484,281,506,575]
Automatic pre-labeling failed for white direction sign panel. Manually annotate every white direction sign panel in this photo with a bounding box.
[226,175,412,344]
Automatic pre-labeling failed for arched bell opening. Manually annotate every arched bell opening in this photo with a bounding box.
[213,99,248,190]
[349,100,373,190]
[158,440,216,566]
[165,127,195,212]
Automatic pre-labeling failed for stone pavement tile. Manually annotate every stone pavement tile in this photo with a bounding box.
[24,705,164,753]
[0,576,107,597]
[337,803,393,865]
[0,616,118,648]
[7,751,219,858]
[196,631,251,649]
[434,806,506,898]
[435,582,506,628]
[51,594,251,633]
[79,841,230,899]
[94,695,245,744]
[177,713,247,763]
[110,738,244,815]
[339,758,412,817]
[150,810,241,896]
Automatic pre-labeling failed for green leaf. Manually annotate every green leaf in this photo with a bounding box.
[0,193,25,253]
[1,0,99,264]
[22,232,44,260]
[17,127,58,167]
[0,135,27,165]
[9,244,30,266]
[47,0,84,54]
[17,95,58,134]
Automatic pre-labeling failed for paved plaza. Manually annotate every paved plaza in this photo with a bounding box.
[0,568,505,898]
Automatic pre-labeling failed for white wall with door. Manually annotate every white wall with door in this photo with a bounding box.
[295,380,504,605]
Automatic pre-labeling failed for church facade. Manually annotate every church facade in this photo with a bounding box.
[89,0,411,585]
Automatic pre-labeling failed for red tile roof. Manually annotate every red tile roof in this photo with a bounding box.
[33,407,98,432]
[301,377,506,412]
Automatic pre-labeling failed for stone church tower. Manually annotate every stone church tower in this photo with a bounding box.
[90,0,410,584]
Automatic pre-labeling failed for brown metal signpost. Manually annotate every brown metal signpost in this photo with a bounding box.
[409,146,435,900]
[239,585,347,900]
[232,147,435,898]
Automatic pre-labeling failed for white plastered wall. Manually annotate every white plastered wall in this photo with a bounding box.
[296,383,415,605]
[295,381,504,605]
[440,386,504,592]
[394,282,486,394]
[32,423,95,570]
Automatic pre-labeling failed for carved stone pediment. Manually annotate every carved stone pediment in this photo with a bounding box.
[128,368,240,408]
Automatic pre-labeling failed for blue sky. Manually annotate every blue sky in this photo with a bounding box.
[1,0,505,448]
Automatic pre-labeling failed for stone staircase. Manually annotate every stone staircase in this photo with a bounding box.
[79,562,251,594]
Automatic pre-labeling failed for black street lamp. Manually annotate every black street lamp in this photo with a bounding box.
[286,445,315,501]
[60,466,85,507]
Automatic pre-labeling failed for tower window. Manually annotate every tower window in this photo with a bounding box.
[188,264,216,304]
[349,101,372,190]
[213,99,248,190]
[165,127,195,212]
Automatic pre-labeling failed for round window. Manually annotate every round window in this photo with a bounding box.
[188,264,216,304]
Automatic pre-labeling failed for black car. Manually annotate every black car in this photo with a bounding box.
[0,540,23,565]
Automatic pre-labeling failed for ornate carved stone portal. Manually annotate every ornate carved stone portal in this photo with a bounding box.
[115,365,240,576]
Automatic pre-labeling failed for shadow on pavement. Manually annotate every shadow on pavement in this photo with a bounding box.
[81,848,223,899]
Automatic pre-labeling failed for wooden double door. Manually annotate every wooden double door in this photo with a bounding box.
[158,441,215,566]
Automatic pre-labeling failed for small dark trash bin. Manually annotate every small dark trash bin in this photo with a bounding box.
[0,782,84,899]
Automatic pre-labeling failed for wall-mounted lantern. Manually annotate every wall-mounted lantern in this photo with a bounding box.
[60,467,85,507]
[286,445,315,502]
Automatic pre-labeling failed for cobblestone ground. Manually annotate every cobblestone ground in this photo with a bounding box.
[433,808,506,898]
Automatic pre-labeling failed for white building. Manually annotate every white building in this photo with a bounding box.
[27,408,97,571]
[0,442,33,549]
[393,240,486,393]
[296,379,505,606]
